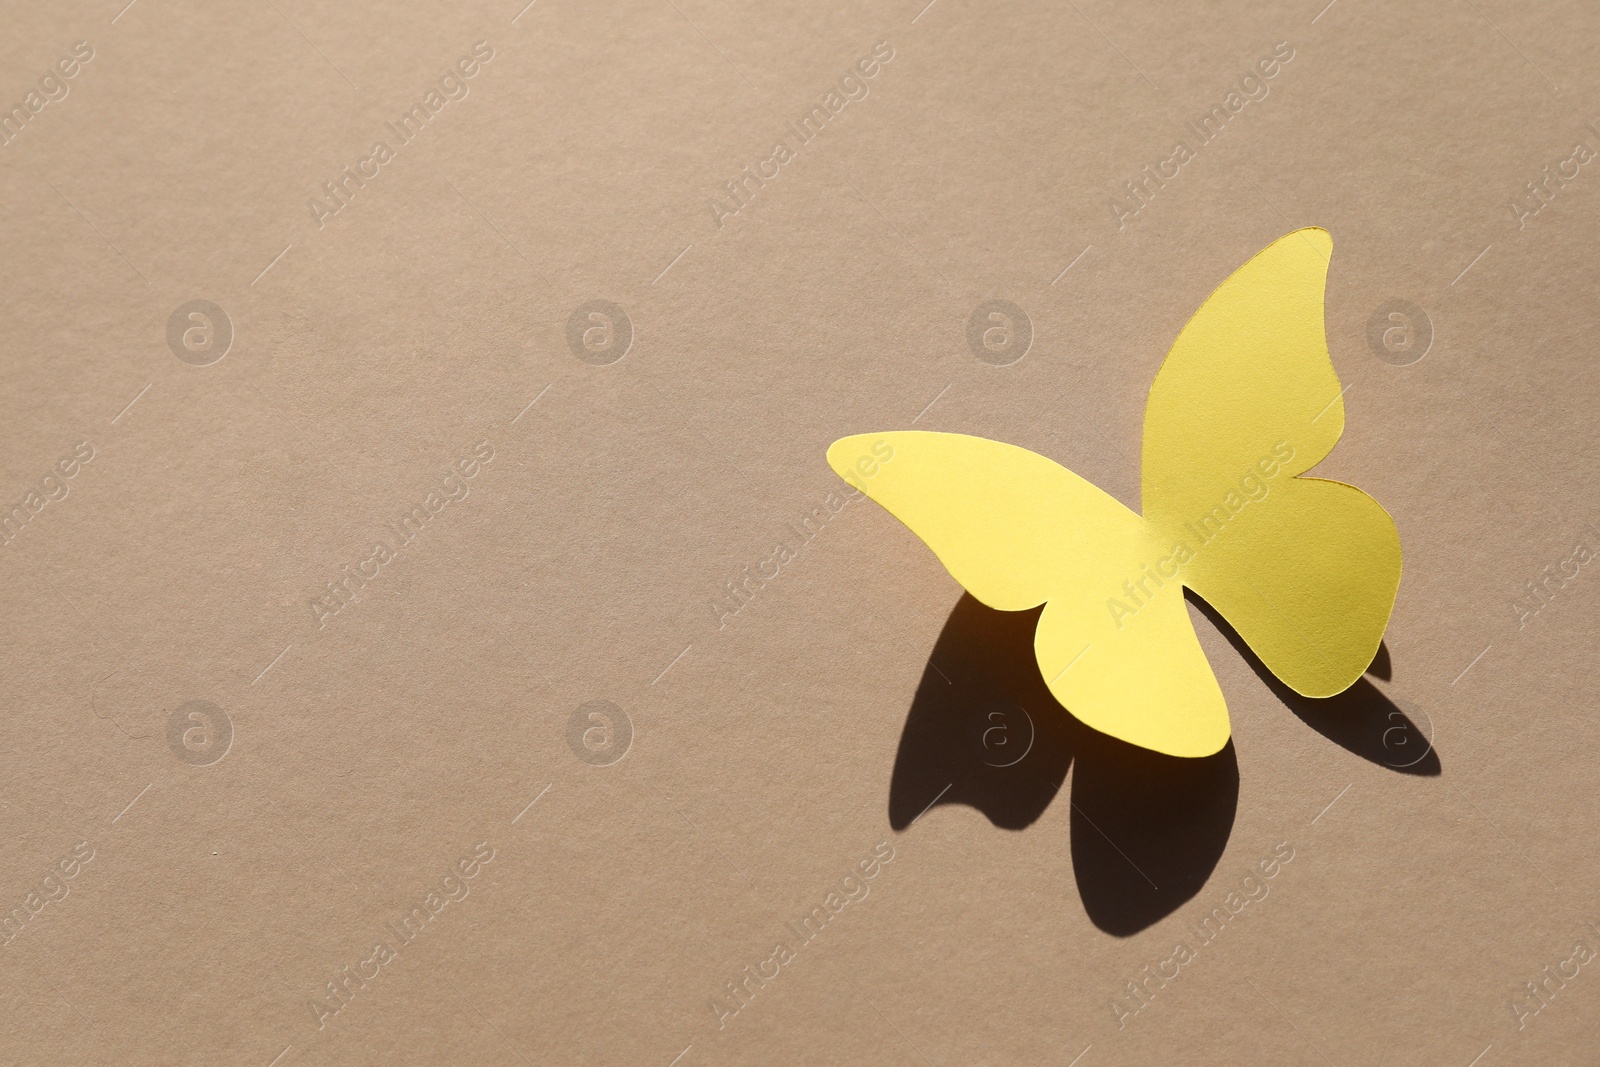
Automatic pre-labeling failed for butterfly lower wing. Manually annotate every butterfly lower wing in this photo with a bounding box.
[1182,476,1400,697]
[1036,586,1230,758]
[828,431,1230,757]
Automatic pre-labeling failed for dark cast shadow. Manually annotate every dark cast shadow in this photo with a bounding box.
[888,591,1436,937]
[887,594,1238,935]
[1183,590,1438,777]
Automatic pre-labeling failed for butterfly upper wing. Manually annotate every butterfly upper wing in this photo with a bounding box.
[828,431,1230,757]
[829,432,1127,611]
[1141,229,1347,502]
[1140,228,1401,697]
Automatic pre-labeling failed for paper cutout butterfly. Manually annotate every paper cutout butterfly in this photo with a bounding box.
[827,228,1401,758]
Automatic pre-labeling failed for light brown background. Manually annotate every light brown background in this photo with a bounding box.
[1,0,1597,1063]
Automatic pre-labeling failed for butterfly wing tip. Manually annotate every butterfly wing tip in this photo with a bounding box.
[1285,667,1366,700]
[1139,735,1230,759]
[824,436,858,476]
[1292,226,1333,255]
[827,434,899,487]
[1177,730,1232,759]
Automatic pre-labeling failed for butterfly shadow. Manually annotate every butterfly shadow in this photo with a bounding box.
[887,592,1436,937]
[1183,589,1439,778]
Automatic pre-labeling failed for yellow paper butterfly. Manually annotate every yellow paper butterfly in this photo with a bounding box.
[827,228,1401,758]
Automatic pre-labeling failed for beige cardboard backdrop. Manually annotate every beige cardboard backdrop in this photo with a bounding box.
[2,0,1598,1063]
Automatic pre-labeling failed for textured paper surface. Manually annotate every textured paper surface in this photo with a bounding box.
[2,1,1598,1064]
